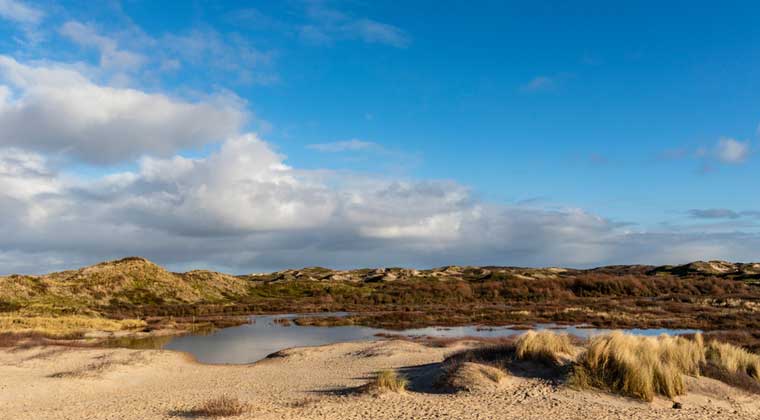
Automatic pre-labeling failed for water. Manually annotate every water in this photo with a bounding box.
[118,313,700,364]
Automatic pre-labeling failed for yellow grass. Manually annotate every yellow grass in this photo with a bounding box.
[0,314,146,338]
[706,340,760,381]
[369,369,408,393]
[515,330,576,364]
[569,332,705,401]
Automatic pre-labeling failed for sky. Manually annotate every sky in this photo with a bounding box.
[1,0,759,274]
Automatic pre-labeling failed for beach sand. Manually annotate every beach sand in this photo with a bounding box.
[1,339,758,420]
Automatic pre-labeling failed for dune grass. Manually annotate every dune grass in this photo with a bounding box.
[0,314,146,338]
[568,332,705,401]
[706,340,760,381]
[368,369,409,393]
[515,330,577,365]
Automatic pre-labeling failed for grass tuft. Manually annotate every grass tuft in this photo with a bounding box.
[705,340,760,381]
[190,395,249,418]
[367,369,408,393]
[515,330,577,365]
[569,332,705,401]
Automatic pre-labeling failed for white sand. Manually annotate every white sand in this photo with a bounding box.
[1,340,758,419]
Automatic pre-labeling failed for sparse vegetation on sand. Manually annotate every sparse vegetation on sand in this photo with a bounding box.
[366,369,408,393]
[186,395,249,418]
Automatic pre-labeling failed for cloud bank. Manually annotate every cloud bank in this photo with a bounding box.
[3,127,760,274]
[0,56,246,164]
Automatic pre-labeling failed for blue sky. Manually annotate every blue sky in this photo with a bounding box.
[0,0,759,273]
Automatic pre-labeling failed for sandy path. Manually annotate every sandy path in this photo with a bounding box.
[1,340,758,420]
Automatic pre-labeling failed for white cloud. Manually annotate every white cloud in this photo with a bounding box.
[307,139,379,152]
[162,29,277,85]
[0,56,246,164]
[0,0,42,24]
[715,137,750,164]
[2,135,760,274]
[112,134,337,234]
[60,21,146,73]
[348,19,409,47]
[299,3,409,48]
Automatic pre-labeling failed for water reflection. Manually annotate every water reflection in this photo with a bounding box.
[113,313,700,364]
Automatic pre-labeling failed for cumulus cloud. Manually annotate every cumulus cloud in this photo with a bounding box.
[2,135,760,275]
[0,0,42,24]
[0,56,246,164]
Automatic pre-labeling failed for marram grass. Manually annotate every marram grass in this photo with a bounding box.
[515,330,577,364]
[368,369,409,393]
[568,332,705,401]
[0,314,146,338]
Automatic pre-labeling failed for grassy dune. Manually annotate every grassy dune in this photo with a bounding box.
[443,330,760,402]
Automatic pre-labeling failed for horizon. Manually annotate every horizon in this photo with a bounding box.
[3,255,758,277]
[1,1,760,274]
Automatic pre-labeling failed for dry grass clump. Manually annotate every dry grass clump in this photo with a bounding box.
[706,340,760,381]
[190,395,249,418]
[515,330,577,365]
[569,332,705,401]
[366,369,408,393]
[0,314,145,338]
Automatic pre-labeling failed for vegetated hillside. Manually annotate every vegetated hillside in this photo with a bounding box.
[0,257,250,315]
[2,257,760,332]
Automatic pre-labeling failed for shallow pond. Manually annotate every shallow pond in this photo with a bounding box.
[116,313,700,364]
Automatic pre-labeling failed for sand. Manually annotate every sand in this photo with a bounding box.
[1,339,759,420]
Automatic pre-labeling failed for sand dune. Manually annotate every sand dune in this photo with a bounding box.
[1,340,758,420]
